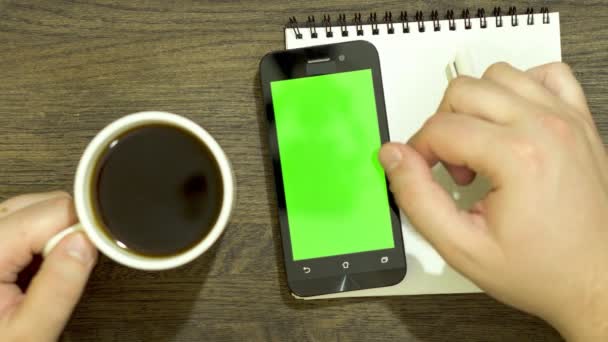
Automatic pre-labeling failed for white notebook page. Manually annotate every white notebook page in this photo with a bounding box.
[284,12,561,298]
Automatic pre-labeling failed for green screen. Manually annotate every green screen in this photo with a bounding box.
[271,69,394,261]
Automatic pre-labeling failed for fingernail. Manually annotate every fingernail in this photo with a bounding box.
[379,144,403,172]
[65,233,94,265]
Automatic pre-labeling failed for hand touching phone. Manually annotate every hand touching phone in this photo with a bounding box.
[380,62,608,341]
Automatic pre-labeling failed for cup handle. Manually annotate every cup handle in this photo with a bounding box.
[42,223,84,258]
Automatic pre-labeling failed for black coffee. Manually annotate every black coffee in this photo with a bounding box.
[91,125,224,257]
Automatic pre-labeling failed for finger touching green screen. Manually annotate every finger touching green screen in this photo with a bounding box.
[270,69,394,261]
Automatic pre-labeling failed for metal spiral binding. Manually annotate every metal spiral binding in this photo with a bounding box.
[541,7,550,24]
[338,13,348,37]
[415,11,425,32]
[399,11,410,33]
[462,9,471,29]
[288,7,551,39]
[526,8,534,25]
[306,16,317,38]
[431,10,440,31]
[354,12,363,36]
[288,16,302,39]
[384,11,394,34]
[493,7,503,27]
[322,15,333,37]
[508,7,518,26]
[369,12,379,35]
[477,8,487,28]
[446,10,456,31]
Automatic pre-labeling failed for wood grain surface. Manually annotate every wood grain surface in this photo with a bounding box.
[1,1,606,341]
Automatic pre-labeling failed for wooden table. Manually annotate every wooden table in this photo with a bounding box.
[1,1,606,341]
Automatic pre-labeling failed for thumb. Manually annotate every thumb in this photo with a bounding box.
[14,232,97,340]
[378,142,492,276]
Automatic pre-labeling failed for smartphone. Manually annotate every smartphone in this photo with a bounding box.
[259,41,406,297]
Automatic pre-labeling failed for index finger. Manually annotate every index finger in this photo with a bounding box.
[0,196,77,283]
[438,76,546,124]
[0,191,71,219]
[409,112,521,187]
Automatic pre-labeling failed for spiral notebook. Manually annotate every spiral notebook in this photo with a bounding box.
[284,8,562,299]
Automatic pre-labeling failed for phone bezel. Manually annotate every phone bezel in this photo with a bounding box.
[259,41,406,297]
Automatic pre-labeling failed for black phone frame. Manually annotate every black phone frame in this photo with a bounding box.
[259,41,406,297]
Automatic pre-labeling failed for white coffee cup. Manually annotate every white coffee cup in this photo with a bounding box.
[42,111,235,270]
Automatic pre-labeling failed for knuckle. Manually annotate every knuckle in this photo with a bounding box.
[581,119,601,143]
[483,61,512,78]
[44,196,78,229]
[415,117,439,144]
[551,62,573,76]
[50,190,72,200]
[50,195,76,216]
[445,75,473,98]
[422,113,445,131]
[505,135,544,172]
[51,194,73,207]
[539,114,578,143]
[418,114,450,142]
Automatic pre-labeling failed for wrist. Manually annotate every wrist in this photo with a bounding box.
[551,280,608,341]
